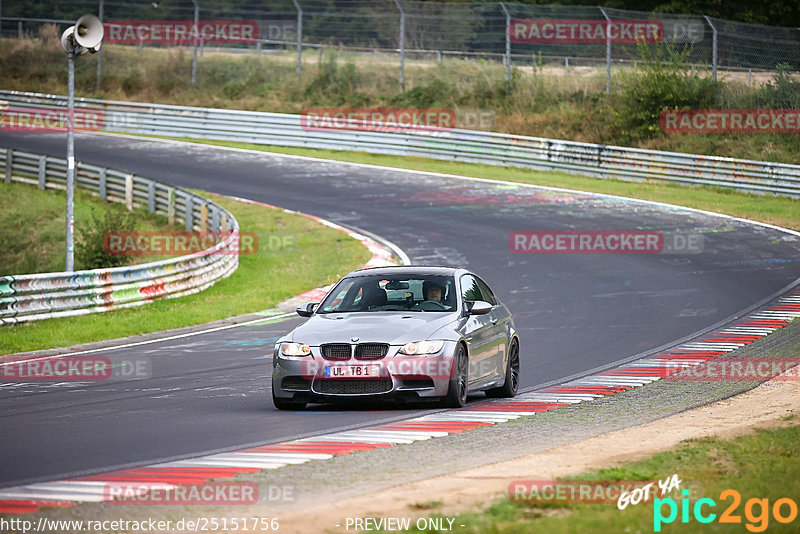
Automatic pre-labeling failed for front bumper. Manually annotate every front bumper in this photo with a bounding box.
[271,342,457,402]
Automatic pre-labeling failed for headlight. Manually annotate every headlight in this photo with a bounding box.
[399,340,444,355]
[281,342,311,358]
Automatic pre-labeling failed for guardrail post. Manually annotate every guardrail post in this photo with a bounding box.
[212,208,220,232]
[599,7,611,93]
[147,181,156,213]
[703,16,718,100]
[4,149,11,184]
[393,0,405,89]
[291,0,302,82]
[125,174,133,211]
[499,2,511,93]
[184,195,194,231]
[200,202,208,231]
[168,188,175,225]
[99,167,107,200]
[38,155,46,190]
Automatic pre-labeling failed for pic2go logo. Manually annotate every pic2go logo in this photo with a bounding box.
[654,489,799,532]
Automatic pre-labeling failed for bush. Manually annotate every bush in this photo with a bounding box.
[753,64,800,109]
[76,209,135,270]
[615,44,715,141]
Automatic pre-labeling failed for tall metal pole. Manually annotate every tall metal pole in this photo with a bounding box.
[703,15,718,101]
[0,0,4,54]
[292,0,302,82]
[66,47,76,271]
[96,0,104,86]
[599,7,611,93]
[499,2,511,92]
[393,0,405,88]
[191,0,198,85]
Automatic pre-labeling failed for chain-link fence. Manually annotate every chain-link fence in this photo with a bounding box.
[2,1,799,91]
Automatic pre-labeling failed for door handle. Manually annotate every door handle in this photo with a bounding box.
[490,317,498,325]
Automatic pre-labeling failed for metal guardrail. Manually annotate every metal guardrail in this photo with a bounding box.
[3,90,799,198]
[0,146,239,325]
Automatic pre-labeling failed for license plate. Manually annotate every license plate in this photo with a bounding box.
[324,364,382,378]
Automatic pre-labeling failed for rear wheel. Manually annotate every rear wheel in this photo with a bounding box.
[272,389,306,410]
[486,339,520,398]
[442,344,468,408]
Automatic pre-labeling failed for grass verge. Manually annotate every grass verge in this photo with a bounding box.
[147,136,800,232]
[403,422,800,533]
[0,192,371,355]
[0,182,178,274]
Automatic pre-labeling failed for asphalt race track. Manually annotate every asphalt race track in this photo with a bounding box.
[2,132,800,488]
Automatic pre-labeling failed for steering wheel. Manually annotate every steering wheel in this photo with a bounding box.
[418,300,447,311]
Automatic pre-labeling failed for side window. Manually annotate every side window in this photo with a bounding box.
[475,277,496,305]
[460,275,484,303]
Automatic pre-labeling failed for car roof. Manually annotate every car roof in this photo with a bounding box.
[345,265,466,278]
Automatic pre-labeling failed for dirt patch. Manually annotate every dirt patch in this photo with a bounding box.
[276,371,800,533]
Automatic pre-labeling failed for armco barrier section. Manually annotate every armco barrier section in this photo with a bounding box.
[0,147,239,325]
[2,90,799,197]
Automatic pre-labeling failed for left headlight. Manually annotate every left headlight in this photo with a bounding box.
[281,342,311,358]
[399,340,444,355]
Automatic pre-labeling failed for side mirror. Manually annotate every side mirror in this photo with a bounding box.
[296,302,319,317]
[467,300,492,316]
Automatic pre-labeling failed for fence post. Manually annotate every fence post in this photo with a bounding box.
[167,188,175,225]
[96,0,104,87]
[703,15,718,100]
[147,181,156,213]
[38,155,46,190]
[499,2,511,92]
[125,174,134,211]
[191,0,199,85]
[393,0,405,89]
[291,0,302,82]
[4,148,11,184]
[599,7,611,93]
[184,194,194,231]
[99,168,107,200]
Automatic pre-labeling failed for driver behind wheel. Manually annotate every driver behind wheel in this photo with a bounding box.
[422,280,444,303]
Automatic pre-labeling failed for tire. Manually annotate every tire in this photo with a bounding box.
[272,389,306,410]
[486,338,520,398]
[442,343,468,408]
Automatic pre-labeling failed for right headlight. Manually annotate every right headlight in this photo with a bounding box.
[281,342,311,358]
[398,340,444,355]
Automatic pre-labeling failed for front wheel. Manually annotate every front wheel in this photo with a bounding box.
[442,344,468,408]
[272,389,306,410]
[486,339,520,398]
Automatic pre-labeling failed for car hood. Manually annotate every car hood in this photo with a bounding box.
[289,312,457,345]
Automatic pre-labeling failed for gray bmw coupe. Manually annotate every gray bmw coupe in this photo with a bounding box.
[271,266,520,410]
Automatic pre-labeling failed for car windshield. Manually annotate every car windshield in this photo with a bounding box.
[318,274,456,313]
